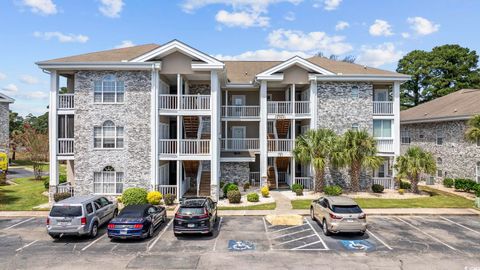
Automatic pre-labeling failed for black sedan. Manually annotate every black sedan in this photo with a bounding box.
[107,204,166,239]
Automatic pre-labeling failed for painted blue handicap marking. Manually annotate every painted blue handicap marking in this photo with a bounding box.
[340,240,375,252]
[228,240,255,251]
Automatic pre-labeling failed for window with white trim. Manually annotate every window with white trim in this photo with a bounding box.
[437,158,443,177]
[476,162,480,183]
[93,166,124,194]
[351,86,359,98]
[436,128,444,145]
[401,129,410,144]
[351,123,359,131]
[94,75,124,103]
[373,119,392,138]
[94,121,124,149]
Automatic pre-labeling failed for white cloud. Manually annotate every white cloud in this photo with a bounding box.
[401,32,410,38]
[407,16,439,35]
[114,40,135,49]
[215,10,269,28]
[1,84,19,93]
[26,91,48,99]
[21,0,57,15]
[215,49,310,61]
[20,75,40,85]
[369,19,393,36]
[335,21,349,31]
[0,73,6,81]
[357,43,403,68]
[99,0,124,18]
[313,0,342,10]
[267,29,353,55]
[284,11,295,21]
[33,31,89,43]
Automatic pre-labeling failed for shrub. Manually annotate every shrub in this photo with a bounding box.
[243,182,251,192]
[53,192,71,202]
[43,179,49,189]
[164,193,175,205]
[474,184,480,197]
[147,191,162,205]
[291,183,303,192]
[399,181,412,190]
[227,190,241,203]
[247,192,259,202]
[398,189,405,195]
[454,178,477,192]
[261,185,270,197]
[372,184,384,193]
[324,185,342,196]
[219,181,225,189]
[443,178,454,188]
[44,175,67,190]
[117,196,123,203]
[122,188,148,206]
[223,183,239,197]
[295,188,303,196]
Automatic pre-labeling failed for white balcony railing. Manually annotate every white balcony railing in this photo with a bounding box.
[58,94,74,110]
[56,182,74,195]
[268,101,292,114]
[221,106,260,118]
[249,172,260,186]
[375,138,394,153]
[154,185,177,196]
[293,177,313,190]
[180,139,210,155]
[221,138,260,151]
[159,139,177,155]
[372,177,395,189]
[158,95,211,111]
[58,138,74,155]
[373,101,393,115]
[295,101,310,115]
[158,95,177,110]
[268,139,293,152]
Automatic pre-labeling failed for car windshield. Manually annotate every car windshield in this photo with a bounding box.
[331,205,362,214]
[50,205,83,217]
[178,207,205,215]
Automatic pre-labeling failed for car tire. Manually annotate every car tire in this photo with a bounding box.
[174,232,180,237]
[148,225,154,238]
[49,234,60,239]
[322,219,331,236]
[90,222,99,238]
[310,208,315,221]
[358,231,365,236]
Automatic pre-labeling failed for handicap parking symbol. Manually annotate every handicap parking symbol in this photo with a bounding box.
[228,240,255,251]
[340,240,375,252]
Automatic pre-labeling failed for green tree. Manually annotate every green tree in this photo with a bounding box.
[337,130,383,192]
[16,124,49,180]
[9,111,24,160]
[25,112,48,133]
[465,115,480,145]
[397,44,480,108]
[394,146,436,194]
[293,129,337,193]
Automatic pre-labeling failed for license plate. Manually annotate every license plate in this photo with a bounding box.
[120,230,128,235]
[187,223,195,228]
[58,222,70,226]
[346,219,354,223]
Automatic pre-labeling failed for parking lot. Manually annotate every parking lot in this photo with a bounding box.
[1,215,480,269]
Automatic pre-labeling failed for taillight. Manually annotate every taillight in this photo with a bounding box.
[175,213,183,219]
[107,223,115,229]
[46,218,50,225]
[81,217,87,225]
[198,208,209,219]
[358,213,366,219]
[133,224,143,229]
[329,213,342,219]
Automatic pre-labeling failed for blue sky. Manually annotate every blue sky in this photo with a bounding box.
[0,0,479,116]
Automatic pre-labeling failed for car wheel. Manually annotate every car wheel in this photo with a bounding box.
[148,225,154,238]
[90,222,99,238]
[310,208,315,221]
[322,219,331,236]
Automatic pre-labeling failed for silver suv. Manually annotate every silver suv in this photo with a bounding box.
[47,195,118,239]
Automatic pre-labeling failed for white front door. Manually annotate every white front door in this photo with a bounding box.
[232,95,246,116]
[232,126,246,150]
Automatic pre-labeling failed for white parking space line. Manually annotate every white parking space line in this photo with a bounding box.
[3,217,35,230]
[395,217,457,251]
[15,240,38,252]
[262,217,273,251]
[305,218,329,250]
[262,217,269,233]
[440,217,480,235]
[292,240,324,250]
[275,234,316,246]
[212,217,223,251]
[270,228,311,240]
[81,234,106,251]
[366,229,393,250]
[147,218,173,252]
[269,224,306,234]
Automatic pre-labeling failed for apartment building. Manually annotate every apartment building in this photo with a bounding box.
[37,40,408,201]
[0,93,14,153]
[401,89,480,183]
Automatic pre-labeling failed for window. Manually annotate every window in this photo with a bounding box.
[94,121,124,149]
[351,123,359,131]
[436,128,444,145]
[94,75,124,103]
[93,166,124,194]
[373,120,392,138]
[351,86,359,98]
[401,129,410,144]
[437,158,443,177]
[419,133,425,139]
[476,162,480,183]
[86,203,93,214]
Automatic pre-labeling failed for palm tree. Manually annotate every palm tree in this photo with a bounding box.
[293,129,337,193]
[465,115,480,145]
[338,130,383,192]
[394,146,436,194]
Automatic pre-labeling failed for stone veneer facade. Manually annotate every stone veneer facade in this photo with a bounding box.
[0,103,10,153]
[73,71,152,195]
[220,162,250,185]
[401,120,480,182]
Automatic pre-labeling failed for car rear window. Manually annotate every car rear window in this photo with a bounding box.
[331,205,362,214]
[50,205,83,217]
[178,207,205,215]
[118,210,145,218]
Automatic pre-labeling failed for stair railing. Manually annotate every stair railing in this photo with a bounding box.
[196,161,203,196]
[197,117,203,139]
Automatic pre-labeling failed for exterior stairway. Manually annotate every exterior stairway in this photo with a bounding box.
[183,160,199,179]
[267,166,276,189]
[276,157,290,188]
[276,119,290,139]
[183,116,199,138]
[198,171,211,196]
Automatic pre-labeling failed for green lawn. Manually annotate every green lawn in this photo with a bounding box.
[291,187,476,209]
[218,202,276,210]
[10,160,66,175]
[0,177,49,211]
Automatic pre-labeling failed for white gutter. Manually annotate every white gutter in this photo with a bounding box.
[36,62,155,70]
[313,74,411,82]
[401,115,473,124]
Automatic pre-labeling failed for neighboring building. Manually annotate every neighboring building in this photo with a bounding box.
[0,93,15,154]
[401,89,480,183]
[36,40,408,201]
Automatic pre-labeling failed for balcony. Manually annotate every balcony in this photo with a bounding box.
[221,138,260,151]
[268,139,293,153]
[221,106,260,119]
[373,101,393,115]
[58,138,74,155]
[375,138,394,153]
[159,139,210,156]
[372,177,395,189]
[267,101,310,116]
[58,94,74,110]
[158,94,210,112]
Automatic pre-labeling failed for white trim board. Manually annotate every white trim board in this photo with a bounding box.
[257,56,335,78]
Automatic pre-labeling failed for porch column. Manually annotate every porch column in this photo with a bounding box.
[210,70,221,201]
[49,70,59,201]
[392,82,401,178]
[150,67,159,189]
[176,160,181,201]
[291,119,296,187]
[291,84,295,116]
[309,79,317,130]
[259,81,268,185]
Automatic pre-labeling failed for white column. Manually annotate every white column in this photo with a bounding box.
[150,67,159,190]
[177,74,181,110]
[259,81,268,183]
[210,70,221,201]
[49,71,59,191]
[291,119,296,187]
[291,84,295,116]
[309,79,317,130]
[392,81,401,178]
[176,160,181,201]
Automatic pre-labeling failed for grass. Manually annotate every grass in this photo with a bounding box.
[291,186,476,209]
[0,177,49,211]
[218,202,276,210]
[10,159,66,175]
